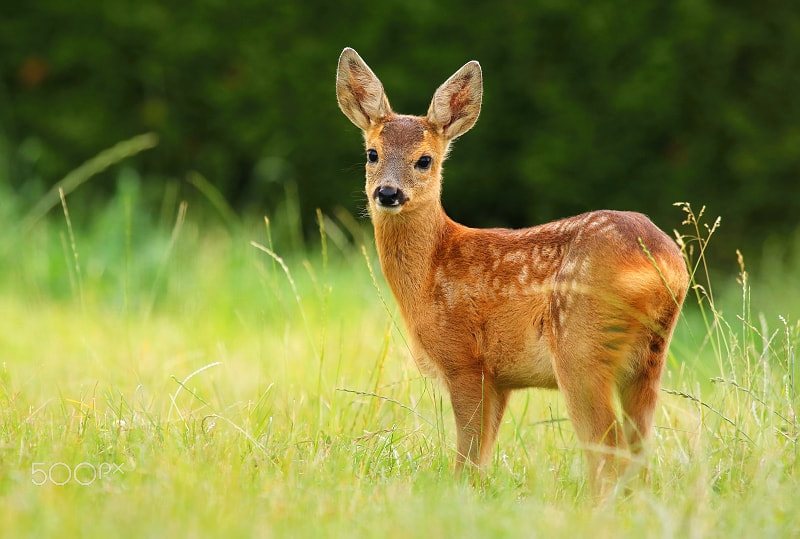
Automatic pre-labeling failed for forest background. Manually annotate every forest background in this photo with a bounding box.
[2,0,798,266]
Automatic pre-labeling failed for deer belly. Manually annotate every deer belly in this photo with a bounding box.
[405,299,560,389]
[490,335,559,390]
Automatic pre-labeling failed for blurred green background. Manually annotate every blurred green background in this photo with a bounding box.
[1,0,798,264]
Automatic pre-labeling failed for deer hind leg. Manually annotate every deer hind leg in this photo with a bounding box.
[620,307,678,454]
[554,351,627,495]
[551,299,636,495]
[619,354,664,456]
[448,369,510,469]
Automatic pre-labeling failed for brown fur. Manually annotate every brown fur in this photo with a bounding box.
[336,48,689,495]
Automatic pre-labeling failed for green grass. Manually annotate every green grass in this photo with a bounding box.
[0,180,798,537]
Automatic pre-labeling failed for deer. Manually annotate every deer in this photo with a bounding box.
[335,47,689,496]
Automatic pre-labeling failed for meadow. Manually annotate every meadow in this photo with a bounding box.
[0,160,798,537]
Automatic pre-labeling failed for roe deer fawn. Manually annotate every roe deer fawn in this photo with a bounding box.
[336,47,689,495]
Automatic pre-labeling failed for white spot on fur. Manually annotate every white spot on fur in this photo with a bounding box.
[503,251,526,265]
[561,259,577,278]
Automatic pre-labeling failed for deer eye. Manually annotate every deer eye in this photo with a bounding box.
[415,155,432,170]
[367,149,379,163]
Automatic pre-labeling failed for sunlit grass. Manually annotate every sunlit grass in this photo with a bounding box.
[0,180,797,536]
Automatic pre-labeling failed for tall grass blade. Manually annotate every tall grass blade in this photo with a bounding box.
[145,201,188,319]
[21,133,158,232]
[58,188,84,311]
[186,171,240,230]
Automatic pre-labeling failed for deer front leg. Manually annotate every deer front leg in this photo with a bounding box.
[447,369,510,469]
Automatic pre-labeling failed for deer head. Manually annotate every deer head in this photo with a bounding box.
[336,47,482,219]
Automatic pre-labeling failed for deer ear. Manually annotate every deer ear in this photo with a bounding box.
[336,48,392,131]
[427,61,482,140]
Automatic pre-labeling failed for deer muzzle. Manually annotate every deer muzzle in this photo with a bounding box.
[373,185,408,211]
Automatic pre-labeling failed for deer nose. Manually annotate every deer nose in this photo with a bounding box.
[374,185,407,207]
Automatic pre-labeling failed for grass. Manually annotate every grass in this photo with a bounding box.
[0,168,798,537]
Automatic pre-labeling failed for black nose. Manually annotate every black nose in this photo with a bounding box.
[374,186,406,207]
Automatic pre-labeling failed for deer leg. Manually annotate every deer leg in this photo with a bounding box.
[619,371,662,456]
[554,351,627,496]
[620,336,669,455]
[448,370,509,469]
[478,385,510,466]
[620,300,680,455]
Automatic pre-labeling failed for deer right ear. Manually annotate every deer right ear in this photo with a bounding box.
[427,60,482,140]
[336,48,392,131]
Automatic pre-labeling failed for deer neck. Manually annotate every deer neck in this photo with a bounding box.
[372,202,448,311]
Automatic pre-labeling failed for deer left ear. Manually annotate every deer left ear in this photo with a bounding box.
[427,61,482,140]
[336,48,392,131]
